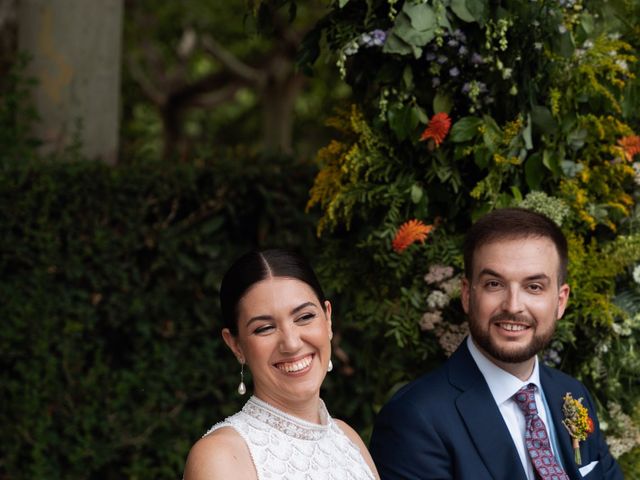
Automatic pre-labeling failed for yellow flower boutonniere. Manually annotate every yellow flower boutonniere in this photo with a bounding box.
[562,393,595,465]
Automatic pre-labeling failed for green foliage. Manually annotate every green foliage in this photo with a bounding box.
[302,0,640,473]
[0,54,40,164]
[0,153,320,478]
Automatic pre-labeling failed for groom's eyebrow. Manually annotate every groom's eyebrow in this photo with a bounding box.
[478,268,550,282]
[478,268,503,278]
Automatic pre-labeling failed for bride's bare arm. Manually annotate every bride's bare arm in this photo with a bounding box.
[183,427,256,480]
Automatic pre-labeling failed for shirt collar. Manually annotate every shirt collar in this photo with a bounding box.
[466,336,542,405]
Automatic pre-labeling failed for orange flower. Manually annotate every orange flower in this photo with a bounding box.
[392,219,433,253]
[419,112,452,147]
[618,135,640,161]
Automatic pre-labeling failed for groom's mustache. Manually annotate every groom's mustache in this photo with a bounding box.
[489,312,536,327]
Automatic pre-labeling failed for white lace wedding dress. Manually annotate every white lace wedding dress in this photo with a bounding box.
[205,395,376,479]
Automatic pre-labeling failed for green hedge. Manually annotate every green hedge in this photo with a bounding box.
[3,155,637,478]
[0,155,321,478]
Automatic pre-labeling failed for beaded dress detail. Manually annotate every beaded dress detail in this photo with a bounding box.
[205,396,375,479]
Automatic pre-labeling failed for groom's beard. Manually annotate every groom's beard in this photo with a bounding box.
[468,311,558,364]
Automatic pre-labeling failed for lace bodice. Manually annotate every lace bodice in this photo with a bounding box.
[205,396,375,479]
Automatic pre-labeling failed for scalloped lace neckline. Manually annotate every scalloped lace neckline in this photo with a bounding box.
[243,395,330,441]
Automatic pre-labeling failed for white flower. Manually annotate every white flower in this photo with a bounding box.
[616,59,629,71]
[440,277,461,298]
[633,163,640,185]
[427,290,450,309]
[633,264,640,284]
[424,264,454,284]
[419,311,443,331]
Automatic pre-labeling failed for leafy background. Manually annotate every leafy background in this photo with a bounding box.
[1,0,640,477]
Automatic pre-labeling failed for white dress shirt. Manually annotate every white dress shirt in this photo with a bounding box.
[466,336,564,480]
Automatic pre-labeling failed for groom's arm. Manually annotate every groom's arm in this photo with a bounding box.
[370,397,452,480]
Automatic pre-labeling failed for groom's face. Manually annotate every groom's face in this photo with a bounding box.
[461,236,570,365]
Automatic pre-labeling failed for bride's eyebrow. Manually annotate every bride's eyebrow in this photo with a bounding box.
[290,301,317,315]
[246,314,273,327]
[245,302,318,327]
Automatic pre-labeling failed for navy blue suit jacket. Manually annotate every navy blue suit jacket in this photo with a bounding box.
[370,340,623,479]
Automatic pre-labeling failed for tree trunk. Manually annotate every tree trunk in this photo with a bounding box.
[18,0,123,164]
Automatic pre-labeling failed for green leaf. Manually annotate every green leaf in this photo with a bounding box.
[556,31,575,58]
[450,0,475,22]
[385,4,436,56]
[388,104,420,141]
[579,12,595,35]
[433,93,453,115]
[481,115,501,153]
[338,0,350,7]
[543,149,562,177]
[403,3,436,31]
[382,34,414,56]
[474,148,491,169]
[522,114,533,150]
[525,153,544,190]
[466,0,488,22]
[450,116,482,143]
[510,186,523,203]
[414,105,429,124]
[402,66,414,89]
[531,106,557,136]
[410,184,423,204]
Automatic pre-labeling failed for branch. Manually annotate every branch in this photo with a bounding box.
[190,84,243,109]
[201,34,264,85]
[127,55,165,105]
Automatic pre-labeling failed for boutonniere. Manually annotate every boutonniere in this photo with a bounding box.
[562,393,595,465]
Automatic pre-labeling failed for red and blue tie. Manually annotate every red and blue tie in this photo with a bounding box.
[513,384,569,480]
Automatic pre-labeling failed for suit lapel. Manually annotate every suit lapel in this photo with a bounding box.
[449,342,528,480]
[540,366,581,480]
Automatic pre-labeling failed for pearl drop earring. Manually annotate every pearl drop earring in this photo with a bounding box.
[237,362,246,395]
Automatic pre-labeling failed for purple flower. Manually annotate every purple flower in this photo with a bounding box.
[432,77,441,87]
[437,55,448,64]
[458,46,468,56]
[453,29,466,42]
[462,82,471,93]
[426,52,437,61]
[471,52,484,65]
[449,67,460,77]
[370,29,387,46]
[447,39,459,47]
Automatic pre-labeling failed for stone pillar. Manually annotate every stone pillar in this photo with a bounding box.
[18,0,123,164]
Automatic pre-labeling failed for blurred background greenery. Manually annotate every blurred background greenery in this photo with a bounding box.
[1,0,640,478]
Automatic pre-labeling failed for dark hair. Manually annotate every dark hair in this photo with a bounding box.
[219,249,326,335]
[463,207,568,284]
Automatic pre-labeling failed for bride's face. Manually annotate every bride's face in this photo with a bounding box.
[224,277,332,412]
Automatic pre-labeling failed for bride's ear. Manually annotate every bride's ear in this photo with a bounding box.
[222,328,245,362]
[324,300,333,335]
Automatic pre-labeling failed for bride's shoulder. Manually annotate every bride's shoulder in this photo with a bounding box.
[183,426,254,480]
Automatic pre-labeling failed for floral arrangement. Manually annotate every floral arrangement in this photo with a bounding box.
[297,0,640,473]
[562,393,595,465]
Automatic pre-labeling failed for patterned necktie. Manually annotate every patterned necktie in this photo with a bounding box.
[513,384,569,480]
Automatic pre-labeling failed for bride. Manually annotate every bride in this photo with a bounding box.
[183,249,379,480]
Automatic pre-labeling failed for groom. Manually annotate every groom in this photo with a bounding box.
[370,208,622,479]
